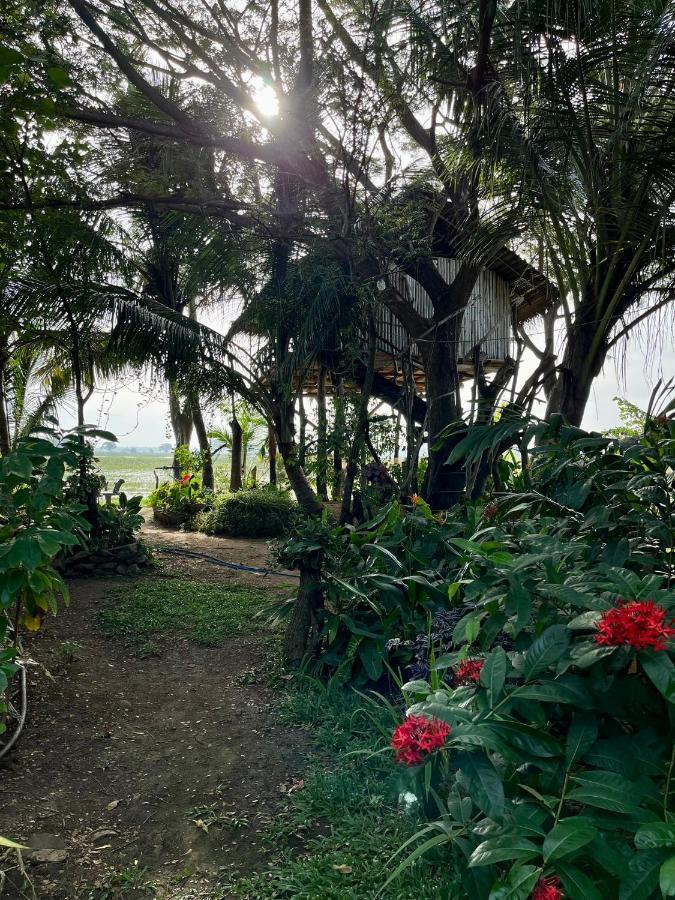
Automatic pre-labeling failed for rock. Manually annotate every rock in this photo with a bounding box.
[30,848,68,865]
[26,834,68,865]
[27,833,66,851]
[91,829,117,845]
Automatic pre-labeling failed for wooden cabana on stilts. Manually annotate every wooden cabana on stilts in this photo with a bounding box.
[302,247,557,398]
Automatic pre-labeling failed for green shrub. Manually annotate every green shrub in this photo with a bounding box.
[194,487,297,538]
[147,474,207,515]
[306,415,675,896]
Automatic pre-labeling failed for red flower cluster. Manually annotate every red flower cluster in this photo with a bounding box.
[180,473,191,485]
[483,502,499,519]
[532,876,563,900]
[595,600,675,652]
[390,715,451,766]
[454,658,484,684]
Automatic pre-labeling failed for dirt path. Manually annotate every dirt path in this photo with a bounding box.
[0,531,308,900]
[141,514,299,589]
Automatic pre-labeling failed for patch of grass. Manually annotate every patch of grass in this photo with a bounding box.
[223,677,463,900]
[98,579,275,646]
[87,867,153,898]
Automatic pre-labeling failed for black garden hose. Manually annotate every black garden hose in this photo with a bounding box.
[0,664,27,762]
[150,545,300,578]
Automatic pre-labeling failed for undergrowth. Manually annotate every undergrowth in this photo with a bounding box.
[223,677,463,899]
[98,578,275,646]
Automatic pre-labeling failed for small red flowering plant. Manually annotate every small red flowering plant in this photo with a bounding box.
[594,599,675,652]
[390,714,451,767]
[531,875,563,900]
[454,658,484,684]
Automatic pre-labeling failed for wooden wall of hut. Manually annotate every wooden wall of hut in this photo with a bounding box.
[377,259,512,365]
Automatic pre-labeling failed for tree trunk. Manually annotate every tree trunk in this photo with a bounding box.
[316,366,328,500]
[545,308,606,426]
[0,339,11,456]
[340,316,376,524]
[275,399,323,516]
[229,415,243,492]
[331,375,346,500]
[282,564,323,669]
[168,381,194,478]
[191,396,214,491]
[268,423,277,486]
[297,393,307,468]
[423,317,466,510]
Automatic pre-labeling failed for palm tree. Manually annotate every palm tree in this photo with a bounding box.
[483,0,675,424]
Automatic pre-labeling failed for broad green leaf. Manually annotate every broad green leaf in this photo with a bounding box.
[46,66,71,88]
[489,721,560,758]
[0,836,27,849]
[401,680,432,696]
[640,651,675,704]
[523,625,569,680]
[555,862,603,900]
[660,855,675,896]
[506,578,531,633]
[488,864,541,900]
[619,850,665,900]
[358,642,383,681]
[565,715,598,769]
[568,771,646,815]
[517,681,589,706]
[456,750,505,820]
[469,835,540,867]
[480,646,508,705]
[543,817,597,862]
[635,822,675,850]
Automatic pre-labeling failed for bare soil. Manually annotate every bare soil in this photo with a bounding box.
[0,524,308,899]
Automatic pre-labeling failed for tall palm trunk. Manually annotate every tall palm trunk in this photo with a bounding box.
[422,317,466,509]
[268,423,277,486]
[545,292,608,426]
[340,316,376,523]
[0,337,11,456]
[168,381,193,478]
[275,398,323,516]
[331,375,346,500]
[229,413,243,492]
[191,397,214,490]
[316,366,328,500]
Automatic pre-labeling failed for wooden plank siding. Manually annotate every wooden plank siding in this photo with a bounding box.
[378,259,512,364]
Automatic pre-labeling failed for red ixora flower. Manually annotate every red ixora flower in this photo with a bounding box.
[180,473,191,485]
[390,715,451,766]
[454,658,484,684]
[531,875,563,900]
[595,600,675,652]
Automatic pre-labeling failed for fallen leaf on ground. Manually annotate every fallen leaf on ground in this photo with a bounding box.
[333,864,353,874]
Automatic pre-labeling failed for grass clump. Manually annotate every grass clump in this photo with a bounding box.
[193,487,297,538]
[98,578,274,646]
[224,677,463,900]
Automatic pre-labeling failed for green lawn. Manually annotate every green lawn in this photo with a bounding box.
[99,579,276,646]
[96,454,230,496]
[225,677,464,899]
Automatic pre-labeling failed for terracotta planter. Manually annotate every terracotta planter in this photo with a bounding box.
[152,505,205,528]
[153,508,189,527]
